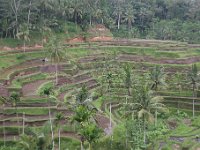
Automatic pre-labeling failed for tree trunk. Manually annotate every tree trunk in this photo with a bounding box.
[177,100,180,114]
[3,104,5,146]
[81,141,83,150]
[101,18,104,24]
[5,29,8,38]
[58,128,61,150]
[109,103,112,128]
[22,112,25,134]
[74,11,77,29]
[16,106,20,135]
[155,109,157,127]
[12,0,20,36]
[89,143,91,150]
[143,118,146,145]
[192,84,195,118]
[48,102,54,150]
[117,13,121,30]
[23,40,26,53]
[27,0,32,25]
[128,87,131,96]
[90,15,92,26]
[55,63,58,85]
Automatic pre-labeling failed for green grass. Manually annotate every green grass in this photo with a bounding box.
[0,51,45,71]
[55,137,80,150]
[11,73,47,88]
[2,108,52,115]
[0,38,24,48]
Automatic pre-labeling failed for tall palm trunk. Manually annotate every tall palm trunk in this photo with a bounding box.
[89,143,91,150]
[143,117,146,145]
[90,15,92,26]
[27,0,32,25]
[55,63,58,85]
[117,13,121,30]
[15,105,20,135]
[13,0,19,36]
[48,100,54,150]
[109,102,112,128]
[3,104,5,146]
[22,112,25,134]
[155,109,157,127]
[192,84,195,118]
[128,87,131,96]
[23,40,26,53]
[58,127,61,150]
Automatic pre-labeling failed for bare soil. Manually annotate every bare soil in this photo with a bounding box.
[22,80,48,96]
[0,84,9,97]
[78,55,107,63]
[117,54,200,64]
[1,44,43,51]
[96,114,111,130]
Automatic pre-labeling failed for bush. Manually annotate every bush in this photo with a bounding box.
[16,54,26,60]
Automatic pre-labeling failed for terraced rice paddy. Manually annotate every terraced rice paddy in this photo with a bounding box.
[1,39,200,149]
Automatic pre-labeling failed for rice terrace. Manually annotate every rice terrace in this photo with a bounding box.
[1,0,200,150]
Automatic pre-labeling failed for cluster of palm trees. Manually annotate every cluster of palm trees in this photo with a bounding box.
[1,37,200,149]
[99,62,199,149]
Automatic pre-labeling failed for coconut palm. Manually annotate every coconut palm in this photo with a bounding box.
[123,64,132,96]
[125,79,167,144]
[113,0,124,30]
[76,85,89,105]
[149,65,166,91]
[123,3,136,32]
[55,112,64,150]
[16,23,30,52]
[187,63,200,118]
[173,72,185,113]
[17,134,37,150]
[102,71,117,128]
[45,35,64,85]
[40,86,55,150]
[0,96,6,146]
[10,92,21,134]
[79,122,102,150]
[68,0,83,26]
[18,123,51,150]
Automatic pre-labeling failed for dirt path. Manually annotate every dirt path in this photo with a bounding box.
[22,80,49,97]
[117,54,200,64]
[0,59,44,80]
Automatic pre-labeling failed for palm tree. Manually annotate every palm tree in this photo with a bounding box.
[76,85,89,105]
[55,112,64,150]
[102,72,116,128]
[10,92,20,134]
[68,0,83,26]
[70,86,98,150]
[187,64,199,118]
[125,79,167,144]
[173,72,184,113]
[18,123,51,150]
[123,3,136,32]
[45,35,64,85]
[16,23,30,52]
[79,123,102,150]
[0,96,6,146]
[149,66,166,92]
[123,64,132,96]
[113,0,124,30]
[18,134,37,150]
[40,87,55,150]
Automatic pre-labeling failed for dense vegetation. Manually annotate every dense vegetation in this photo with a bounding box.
[1,0,200,43]
[0,38,200,149]
[1,0,200,150]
